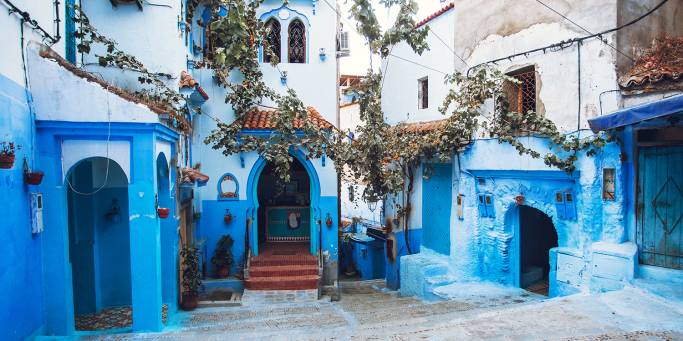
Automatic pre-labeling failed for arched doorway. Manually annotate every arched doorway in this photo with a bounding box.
[256,157,312,249]
[518,205,558,296]
[66,157,132,330]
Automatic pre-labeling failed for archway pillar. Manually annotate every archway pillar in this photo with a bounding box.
[39,138,76,336]
[128,134,163,332]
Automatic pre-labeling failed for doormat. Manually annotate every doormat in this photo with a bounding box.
[273,251,297,255]
[75,304,168,331]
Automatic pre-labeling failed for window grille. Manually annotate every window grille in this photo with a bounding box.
[264,18,281,63]
[288,19,306,63]
[418,77,428,109]
[503,67,536,114]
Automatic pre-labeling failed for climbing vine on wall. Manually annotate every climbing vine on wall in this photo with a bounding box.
[70,5,190,132]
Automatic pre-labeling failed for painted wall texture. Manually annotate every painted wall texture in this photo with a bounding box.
[383,0,681,299]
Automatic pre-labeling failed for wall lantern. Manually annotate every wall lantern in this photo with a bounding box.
[319,48,327,61]
[280,71,288,85]
[325,213,333,228]
[224,209,234,224]
[105,198,122,223]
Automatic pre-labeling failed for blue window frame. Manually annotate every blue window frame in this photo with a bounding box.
[554,191,576,220]
[477,193,495,218]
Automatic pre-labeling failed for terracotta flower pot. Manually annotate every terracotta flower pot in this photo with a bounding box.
[24,171,44,185]
[0,154,15,169]
[157,207,170,219]
[224,214,233,224]
[217,265,229,279]
[180,293,198,311]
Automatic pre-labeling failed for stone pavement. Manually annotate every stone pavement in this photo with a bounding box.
[84,280,683,340]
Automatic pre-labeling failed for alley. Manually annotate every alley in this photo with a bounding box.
[83,281,683,340]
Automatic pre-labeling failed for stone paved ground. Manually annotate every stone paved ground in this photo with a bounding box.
[85,280,683,340]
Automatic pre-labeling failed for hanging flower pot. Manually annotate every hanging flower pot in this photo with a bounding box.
[0,153,15,169]
[224,209,233,224]
[0,142,18,169]
[157,207,170,219]
[514,195,525,206]
[24,171,44,185]
[325,213,333,228]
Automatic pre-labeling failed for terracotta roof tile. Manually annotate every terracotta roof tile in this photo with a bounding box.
[619,36,683,90]
[415,2,454,29]
[397,119,447,134]
[238,106,335,131]
[181,167,209,184]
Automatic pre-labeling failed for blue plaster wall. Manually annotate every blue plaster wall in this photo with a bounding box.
[385,229,421,290]
[200,200,249,277]
[0,73,44,340]
[422,163,452,255]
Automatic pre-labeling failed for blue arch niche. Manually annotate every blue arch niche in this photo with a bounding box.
[217,172,240,200]
[245,148,321,256]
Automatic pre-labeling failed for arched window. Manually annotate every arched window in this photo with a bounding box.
[288,19,306,63]
[264,18,281,63]
[218,173,239,200]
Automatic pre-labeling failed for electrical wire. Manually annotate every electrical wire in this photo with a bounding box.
[427,26,468,68]
[1,0,61,45]
[534,0,634,62]
[468,0,669,74]
[388,53,449,75]
[64,89,112,196]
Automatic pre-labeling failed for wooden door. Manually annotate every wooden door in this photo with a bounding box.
[637,146,683,269]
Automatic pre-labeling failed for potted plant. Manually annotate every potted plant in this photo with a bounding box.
[24,170,44,185]
[157,207,170,219]
[0,142,19,169]
[180,246,201,311]
[211,235,234,279]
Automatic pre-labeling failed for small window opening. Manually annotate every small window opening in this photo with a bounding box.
[504,66,536,114]
[602,168,615,200]
[418,77,428,109]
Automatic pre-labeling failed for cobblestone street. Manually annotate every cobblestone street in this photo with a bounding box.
[84,280,683,340]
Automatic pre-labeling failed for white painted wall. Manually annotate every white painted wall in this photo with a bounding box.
[0,1,67,87]
[26,42,160,124]
[381,9,454,125]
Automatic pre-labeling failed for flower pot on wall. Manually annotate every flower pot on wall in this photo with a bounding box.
[0,154,15,169]
[180,293,198,311]
[157,207,170,219]
[24,171,44,185]
[217,265,229,279]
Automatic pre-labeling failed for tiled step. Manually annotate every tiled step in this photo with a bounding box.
[250,264,319,277]
[251,256,317,267]
[245,275,319,290]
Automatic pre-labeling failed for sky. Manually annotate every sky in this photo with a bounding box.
[337,0,448,75]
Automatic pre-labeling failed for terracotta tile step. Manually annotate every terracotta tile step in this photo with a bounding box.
[249,264,319,277]
[251,257,317,266]
[244,275,319,290]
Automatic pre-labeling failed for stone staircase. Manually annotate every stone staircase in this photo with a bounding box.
[245,243,320,290]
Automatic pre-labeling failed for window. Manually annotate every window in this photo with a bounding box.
[288,19,306,63]
[264,18,281,63]
[339,31,349,51]
[477,193,494,218]
[602,168,616,200]
[418,77,428,109]
[504,66,536,114]
[555,191,576,220]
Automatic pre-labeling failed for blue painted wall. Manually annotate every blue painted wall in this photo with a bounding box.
[0,74,44,340]
[422,163,452,255]
[386,229,421,290]
[200,200,249,277]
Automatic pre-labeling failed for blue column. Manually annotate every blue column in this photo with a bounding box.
[128,135,163,332]
[39,137,76,336]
